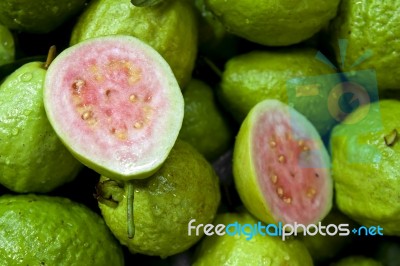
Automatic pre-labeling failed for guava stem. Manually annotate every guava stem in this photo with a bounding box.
[44,45,57,70]
[203,57,222,77]
[131,0,163,7]
[384,129,398,147]
[127,182,135,239]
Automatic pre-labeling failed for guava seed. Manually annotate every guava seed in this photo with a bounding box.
[271,174,278,184]
[283,197,292,204]
[81,111,93,120]
[306,188,317,198]
[72,79,85,94]
[277,187,284,197]
[129,94,137,102]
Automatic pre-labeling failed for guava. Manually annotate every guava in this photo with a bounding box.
[218,49,341,136]
[44,35,184,181]
[70,0,198,88]
[233,99,332,226]
[193,211,313,266]
[96,140,221,258]
[0,0,86,33]
[193,0,226,48]
[332,256,383,266]
[0,25,14,66]
[330,0,400,90]
[179,79,233,161]
[330,100,400,235]
[0,194,124,265]
[0,57,82,193]
[204,0,340,46]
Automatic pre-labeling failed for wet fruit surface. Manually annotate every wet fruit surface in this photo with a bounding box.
[0,62,82,193]
[1,1,400,264]
[0,194,124,265]
[98,140,221,258]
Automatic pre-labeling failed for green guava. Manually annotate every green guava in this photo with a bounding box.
[96,140,221,258]
[332,256,383,266]
[0,0,86,33]
[218,48,341,136]
[0,194,124,265]
[0,61,82,193]
[0,25,14,66]
[330,100,400,236]
[179,79,233,161]
[204,0,340,46]
[330,0,400,91]
[70,0,198,88]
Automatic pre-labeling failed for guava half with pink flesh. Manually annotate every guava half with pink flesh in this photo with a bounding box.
[44,35,184,180]
[233,99,332,226]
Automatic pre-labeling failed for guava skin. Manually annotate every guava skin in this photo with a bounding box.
[97,140,221,258]
[0,62,82,193]
[0,194,124,265]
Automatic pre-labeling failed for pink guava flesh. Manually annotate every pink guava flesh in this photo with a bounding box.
[253,108,331,225]
[45,36,183,179]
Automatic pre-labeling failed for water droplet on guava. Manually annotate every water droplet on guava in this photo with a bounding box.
[261,256,272,264]
[11,128,19,135]
[13,18,21,25]
[20,72,33,82]
[153,205,162,216]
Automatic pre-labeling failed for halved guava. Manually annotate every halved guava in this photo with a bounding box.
[44,35,184,180]
[233,99,332,225]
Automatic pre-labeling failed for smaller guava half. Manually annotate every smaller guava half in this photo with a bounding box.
[233,99,333,226]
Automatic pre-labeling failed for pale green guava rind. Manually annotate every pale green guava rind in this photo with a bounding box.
[330,100,400,235]
[0,0,86,33]
[0,25,14,66]
[193,211,313,266]
[98,140,221,258]
[233,99,332,225]
[0,62,83,193]
[204,0,340,46]
[333,256,383,266]
[44,35,184,181]
[70,0,198,88]
[0,194,124,265]
[218,49,341,136]
[330,0,400,90]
